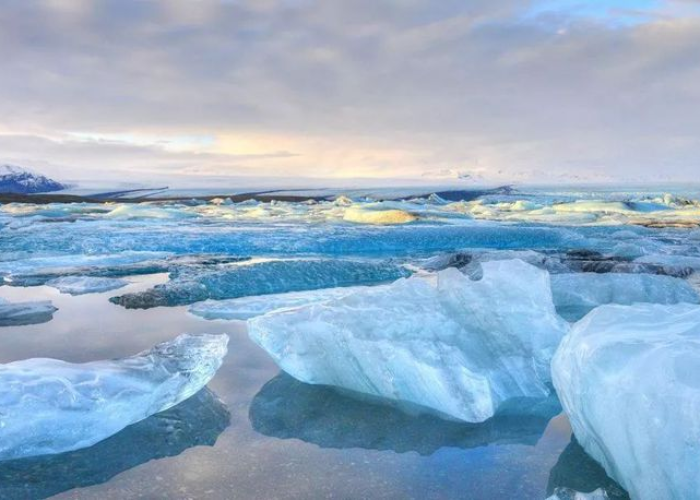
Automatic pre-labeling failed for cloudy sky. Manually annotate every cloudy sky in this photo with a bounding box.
[1,0,700,187]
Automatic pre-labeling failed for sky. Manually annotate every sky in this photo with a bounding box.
[1,0,700,187]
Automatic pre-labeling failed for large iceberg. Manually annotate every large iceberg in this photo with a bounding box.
[552,304,700,500]
[248,259,569,423]
[0,298,57,327]
[113,258,410,309]
[0,333,228,461]
[550,273,699,321]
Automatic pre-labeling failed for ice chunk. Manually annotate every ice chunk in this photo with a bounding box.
[112,258,410,309]
[249,372,560,455]
[0,333,228,461]
[546,488,610,500]
[552,304,700,500]
[343,207,417,225]
[551,273,699,321]
[0,298,57,327]
[0,388,229,499]
[189,286,373,321]
[248,260,569,423]
[46,276,128,295]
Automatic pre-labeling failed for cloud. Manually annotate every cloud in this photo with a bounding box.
[0,0,699,185]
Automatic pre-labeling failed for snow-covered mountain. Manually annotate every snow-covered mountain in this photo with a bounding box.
[0,165,66,194]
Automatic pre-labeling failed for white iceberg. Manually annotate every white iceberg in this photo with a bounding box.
[248,259,569,423]
[550,272,699,321]
[552,304,700,500]
[0,297,57,327]
[46,276,129,295]
[189,286,373,321]
[0,333,228,461]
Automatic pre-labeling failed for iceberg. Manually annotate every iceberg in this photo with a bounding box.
[0,388,229,500]
[46,276,128,295]
[552,304,700,500]
[112,258,410,309]
[189,286,373,321]
[0,333,228,461]
[248,260,569,423]
[0,298,57,327]
[550,273,699,321]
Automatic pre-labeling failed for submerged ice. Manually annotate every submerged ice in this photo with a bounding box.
[46,276,128,295]
[552,304,700,500]
[248,259,569,423]
[0,298,57,327]
[0,333,228,461]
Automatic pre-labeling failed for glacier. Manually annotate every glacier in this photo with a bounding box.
[112,258,410,309]
[0,333,228,461]
[248,259,569,423]
[46,276,129,295]
[550,272,699,321]
[552,303,700,500]
[0,298,57,327]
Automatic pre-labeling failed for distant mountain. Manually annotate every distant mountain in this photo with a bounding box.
[0,165,66,194]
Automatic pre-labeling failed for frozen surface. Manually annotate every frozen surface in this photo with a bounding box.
[547,488,610,500]
[249,260,569,423]
[550,273,699,321]
[0,333,228,461]
[113,259,410,309]
[46,276,128,295]
[0,297,57,327]
[189,286,373,320]
[552,304,700,500]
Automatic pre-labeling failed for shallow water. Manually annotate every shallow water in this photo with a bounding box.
[0,275,627,500]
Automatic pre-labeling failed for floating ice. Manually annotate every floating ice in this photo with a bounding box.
[0,388,229,500]
[46,276,128,295]
[0,298,57,327]
[343,207,417,225]
[112,258,410,309]
[550,273,699,321]
[189,286,373,321]
[0,333,228,461]
[552,304,700,500]
[249,260,569,423]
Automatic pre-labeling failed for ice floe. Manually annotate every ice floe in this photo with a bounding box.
[0,298,57,327]
[0,333,228,461]
[46,276,128,295]
[249,260,569,423]
[552,303,700,500]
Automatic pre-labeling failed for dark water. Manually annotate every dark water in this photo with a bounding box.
[0,276,624,500]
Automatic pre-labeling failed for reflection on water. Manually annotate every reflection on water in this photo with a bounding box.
[547,437,630,500]
[0,388,230,500]
[250,372,561,456]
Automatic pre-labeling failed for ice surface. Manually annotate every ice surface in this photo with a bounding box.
[546,488,610,500]
[249,372,561,455]
[189,286,373,320]
[343,206,417,225]
[46,276,128,295]
[112,258,410,309]
[0,333,228,461]
[0,388,229,500]
[0,298,57,327]
[552,304,700,500]
[550,273,699,321]
[249,260,569,423]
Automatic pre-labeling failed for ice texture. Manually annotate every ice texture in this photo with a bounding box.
[248,259,569,423]
[112,258,410,309]
[46,276,128,295]
[0,298,57,327]
[0,388,229,500]
[189,286,373,320]
[546,489,610,500]
[552,304,700,500]
[0,333,228,461]
[550,272,699,321]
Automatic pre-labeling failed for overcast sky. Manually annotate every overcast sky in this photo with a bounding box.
[1,0,700,187]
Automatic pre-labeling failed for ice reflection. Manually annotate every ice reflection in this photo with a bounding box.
[250,372,561,456]
[0,388,230,500]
